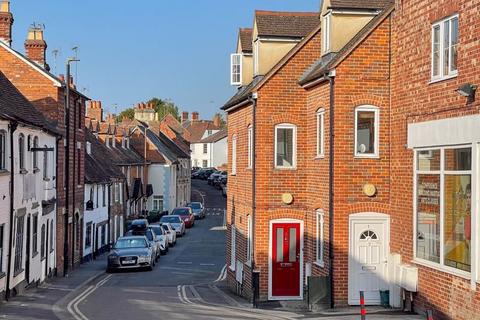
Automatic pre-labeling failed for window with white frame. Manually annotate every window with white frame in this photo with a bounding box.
[231,135,237,175]
[50,220,54,252]
[203,143,208,154]
[322,13,331,54]
[14,215,25,274]
[0,130,6,170]
[247,125,253,168]
[43,149,48,180]
[247,215,252,265]
[153,195,164,212]
[253,40,259,75]
[32,136,39,170]
[355,105,379,157]
[230,225,236,270]
[32,214,38,255]
[316,109,325,157]
[275,124,296,168]
[316,210,325,266]
[202,160,208,168]
[415,147,472,273]
[231,53,242,86]
[431,15,459,80]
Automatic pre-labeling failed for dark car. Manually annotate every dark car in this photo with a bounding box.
[128,219,149,232]
[171,207,195,228]
[192,167,214,179]
[214,172,227,189]
[107,236,155,272]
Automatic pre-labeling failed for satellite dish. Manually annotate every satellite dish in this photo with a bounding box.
[359,144,367,153]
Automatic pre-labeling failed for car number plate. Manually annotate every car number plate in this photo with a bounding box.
[123,259,136,265]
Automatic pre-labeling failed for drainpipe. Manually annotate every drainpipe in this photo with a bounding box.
[71,96,78,271]
[328,73,335,309]
[249,93,259,307]
[5,121,18,301]
[107,182,111,247]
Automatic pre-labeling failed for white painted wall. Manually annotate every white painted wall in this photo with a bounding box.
[83,183,109,259]
[211,136,228,168]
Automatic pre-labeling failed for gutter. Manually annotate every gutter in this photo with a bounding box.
[5,121,17,300]
[221,99,251,114]
[328,72,335,309]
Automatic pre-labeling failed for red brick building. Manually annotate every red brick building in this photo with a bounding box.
[0,2,88,276]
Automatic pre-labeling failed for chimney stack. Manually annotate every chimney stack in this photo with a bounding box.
[192,112,199,122]
[86,101,104,122]
[25,24,48,69]
[181,111,189,123]
[0,0,13,46]
[213,114,221,127]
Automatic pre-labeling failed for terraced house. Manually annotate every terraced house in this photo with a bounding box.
[0,1,88,277]
[223,0,480,318]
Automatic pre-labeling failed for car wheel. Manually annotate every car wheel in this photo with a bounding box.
[166,246,169,253]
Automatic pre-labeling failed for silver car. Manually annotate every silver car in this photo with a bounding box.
[150,224,169,254]
[107,236,155,271]
[187,202,205,219]
[125,229,161,261]
[160,215,185,236]
[160,222,177,247]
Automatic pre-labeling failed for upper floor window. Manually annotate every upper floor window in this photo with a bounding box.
[231,54,242,86]
[32,136,39,170]
[203,143,208,154]
[253,40,259,76]
[18,134,25,171]
[322,13,331,54]
[43,148,49,180]
[432,15,459,80]
[247,125,253,168]
[275,124,296,169]
[355,106,379,158]
[316,109,325,157]
[231,135,237,175]
[0,130,6,170]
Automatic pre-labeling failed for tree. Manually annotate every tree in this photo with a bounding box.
[148,98,180,121]
[116,108,135,122]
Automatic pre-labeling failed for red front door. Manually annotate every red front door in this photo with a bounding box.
[272,223,301,297]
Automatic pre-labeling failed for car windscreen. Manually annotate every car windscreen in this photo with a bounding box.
[160,216,181,223]
[189,203,201,209]
[151,226,163,236]
[125,230,154,241]
[115,238,146,249]
[172,208,189,216]
[161,224,169,231]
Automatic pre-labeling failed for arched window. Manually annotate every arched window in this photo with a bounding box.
[360,230,378,240]
[275,123,297,168]
[18,134,25,171]
[33,136,39,170]
[0,130,6,170]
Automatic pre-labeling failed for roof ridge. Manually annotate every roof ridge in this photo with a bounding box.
[255,10,318,17]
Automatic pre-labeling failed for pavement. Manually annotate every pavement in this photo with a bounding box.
[0,179,423,319]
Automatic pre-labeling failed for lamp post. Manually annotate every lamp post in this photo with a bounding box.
[64,57,79,275]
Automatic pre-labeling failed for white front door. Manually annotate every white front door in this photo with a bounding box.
[348,214,389,305]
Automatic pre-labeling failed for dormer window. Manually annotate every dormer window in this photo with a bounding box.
[322,13,331,54]
[231,54,242,85]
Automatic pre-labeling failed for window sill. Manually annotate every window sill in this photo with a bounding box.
[274,167,297,171]
[412,258,470,281]
[229,265,235,272]
[32,252,39,259]
[315,155,325,159]
[0,170,10,177]
[33,168,40,174]
[245,260,252,268]
[354,154,379,159]
[429,73,458,84]
[43,177,51,182]
[19,169,28,174]
[314,260,325,268]
[230,173,236,176]
[13,268,24,277]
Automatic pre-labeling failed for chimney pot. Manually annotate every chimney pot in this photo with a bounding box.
[192,112,199,122]
[181,111,189,123]
[25,25,47,68]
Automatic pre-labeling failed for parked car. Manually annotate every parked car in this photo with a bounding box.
[160,222,177,247]
[125,228,161,261]
[160,215,185,236]
[107,236,155,272]
[208,171,225,185]
[128,219,149,231]
[222,184,227,197]
[192,167,215,179]
[150,224,169,254]
[187,202,205,219]
[171,207,195,228]
[214,173,227,189]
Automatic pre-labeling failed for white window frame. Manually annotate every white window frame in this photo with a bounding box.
[253,39,259,76]
[274,123,297,169]
[316,210,325,267]
[246,215,252,266]
[230,53,242,86]
[231,135,237,175]
[413,145,475,281]
[230,225,236,271]
[354,105,379,158]
[322,12,331,54]
[203,143,208,154]
[0,130,6,170]
[316,109,325,158]
[247,125,253,169]
[153,195,164,212]
[431,14,459,81]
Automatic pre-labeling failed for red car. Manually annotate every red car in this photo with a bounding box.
[171,207,195,228]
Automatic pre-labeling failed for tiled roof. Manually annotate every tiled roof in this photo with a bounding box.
[0,71,59,135]
[198,129,227,144]
[138,125,190,162]
[182,120,221,143]
[221,76,264,111]
[255,10,319,38]
[239,28,253,53]
[85,130,125,184]
[299,4,394,86]
[329,0,393,10]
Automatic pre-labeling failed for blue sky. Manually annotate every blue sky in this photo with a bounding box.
[11,1,318,119]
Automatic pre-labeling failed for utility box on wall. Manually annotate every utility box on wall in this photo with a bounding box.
[307,276,330,311]
[395,264,418,292]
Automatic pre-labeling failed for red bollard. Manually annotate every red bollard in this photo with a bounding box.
[426,310,433,320]
[360,291,366,320]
